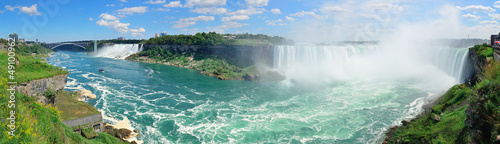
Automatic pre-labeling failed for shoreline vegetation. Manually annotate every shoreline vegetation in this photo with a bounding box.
[384,43,500,143]
[0,42,134,143]
[126,32,289,81]
[126,47,284,81]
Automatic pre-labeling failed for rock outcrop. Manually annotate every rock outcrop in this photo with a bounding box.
[15,74,68,105]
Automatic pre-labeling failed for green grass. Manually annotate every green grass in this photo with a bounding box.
[392,106,468,143]
[387,48,500,143]
[388,84,472,143]
[472,43,493,60]
[0,50,68,83]
[56,91,100,121]
[0,49,125,143]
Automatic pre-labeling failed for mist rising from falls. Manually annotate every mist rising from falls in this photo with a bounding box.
[94,44,143,59]
[273,44,473,90]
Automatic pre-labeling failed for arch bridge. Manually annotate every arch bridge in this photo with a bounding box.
[43,41,95,50]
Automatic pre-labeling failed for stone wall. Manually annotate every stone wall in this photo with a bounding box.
[142,44,275,67]
[494,48,500,62]
[15,74,68,105]
[63,114,104,133]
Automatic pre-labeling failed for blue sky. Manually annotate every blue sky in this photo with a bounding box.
[0,0,500,42]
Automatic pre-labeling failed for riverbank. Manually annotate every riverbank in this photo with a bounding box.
[0,49,134,143]
[384,44,500,143]
[126,48,284,81]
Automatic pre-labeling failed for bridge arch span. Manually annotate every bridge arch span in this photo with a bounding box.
[51,43,86,50]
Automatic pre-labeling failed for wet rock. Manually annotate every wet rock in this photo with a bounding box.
[401,120,410,126]
[133,129,139,133]
[243,73,256,81]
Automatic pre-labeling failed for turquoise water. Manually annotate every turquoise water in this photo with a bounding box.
[46,46,469,143]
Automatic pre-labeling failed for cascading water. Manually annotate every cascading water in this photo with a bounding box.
[273,44,473,85]
[94,44,143,59]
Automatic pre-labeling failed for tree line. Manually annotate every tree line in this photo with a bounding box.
[142,32,293,45]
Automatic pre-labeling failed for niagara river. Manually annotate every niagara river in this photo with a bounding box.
[47,44,473,143]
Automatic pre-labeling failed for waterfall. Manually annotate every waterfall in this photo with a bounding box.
[273,44,473,84]
[94,44,143,59]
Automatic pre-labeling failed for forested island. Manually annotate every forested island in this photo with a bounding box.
[126,32,290,81]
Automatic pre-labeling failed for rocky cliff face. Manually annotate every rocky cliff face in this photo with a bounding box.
[469,49,484,81]
[15,74,69,105]
[142,44,275,68]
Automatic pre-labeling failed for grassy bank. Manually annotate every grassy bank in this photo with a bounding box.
[56,90,100,121]
[385,44,500,143]
[0,49,126,143]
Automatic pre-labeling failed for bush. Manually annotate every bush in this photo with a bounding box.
[43,89,57,98]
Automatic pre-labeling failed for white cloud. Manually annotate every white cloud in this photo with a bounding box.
[227,7,264,15]
[130,27,146,36]
[181,28,198,31]
[456,5,495,12]
[180,15,215,21]
[5,5,15,11]
[186,0,226,8]
[164,1,183,8]
[462,13,480,21]
[117,6,148,17]
[271,8,281,14]
[174,16,214,28]
[494,1,500,9]
[320,6,347,13]
[173,21,196,28]
[106,4,115,7]
[222,15,250,21]
[96,13,145,37]
[370,3,405,12]
[266,19,286,26]
[5,4,41,16]
[208,22,248,32]
[190,7,228,15]
[245,0,268,7]
[144,0,166,4]
[99,13,118,21]
[286,16,296,21]
[154,8,170,11]
[479,21,499,25]
[96,19,130,33]
[290,11,328,19]
[89,18,93,21]
[489,13,500,20]
[119,0,127,2]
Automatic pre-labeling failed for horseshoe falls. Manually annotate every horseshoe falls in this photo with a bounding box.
[47,44,473,143]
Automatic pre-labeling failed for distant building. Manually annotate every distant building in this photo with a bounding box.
[160,32,167,37]
[223,36,236,39]
[36,38,38,44]
[492,34,499,46]
[18,38,25,43]
[117,37,125,40]
[155,33,159,38]
[9,32,18,41]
